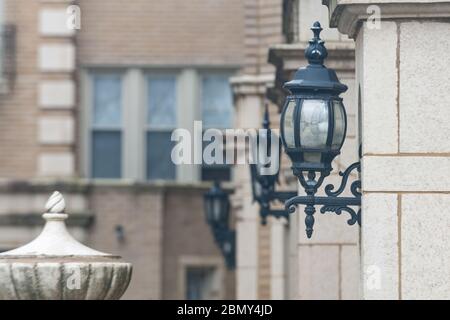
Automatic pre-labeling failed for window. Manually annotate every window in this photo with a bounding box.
[85,69,235,182]
[185,266,219,300]
[201,74,233,181]
[91,74,122,178]
[202,75,233,129]
[146,75,177,180]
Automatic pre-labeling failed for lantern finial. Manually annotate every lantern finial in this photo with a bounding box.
[305,21,328,65]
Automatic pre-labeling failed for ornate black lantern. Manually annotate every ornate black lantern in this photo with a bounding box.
[203,181,235,269]
[280,21,347,176]
[249,104,297,224]
[279,21,361,238]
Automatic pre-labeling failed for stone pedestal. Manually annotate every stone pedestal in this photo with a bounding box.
[0,191,132,300]
[324,0,450,299]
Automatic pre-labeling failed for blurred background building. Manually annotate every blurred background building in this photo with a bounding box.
[0,0,244,299]
[0,0,361,300]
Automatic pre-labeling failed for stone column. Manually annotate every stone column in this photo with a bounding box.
[324,0,450,299]
[231,74,272,299]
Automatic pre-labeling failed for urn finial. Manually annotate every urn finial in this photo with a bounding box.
[45,191,66,213]
[0,191,133,300]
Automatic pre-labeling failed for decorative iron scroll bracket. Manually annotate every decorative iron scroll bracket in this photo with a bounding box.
[285,161,361,238]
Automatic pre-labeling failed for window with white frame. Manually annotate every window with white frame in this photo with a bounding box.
[146,75,177,180]
[91,73,123,179]
[85,69,235,182]
[201,74,233,182]
[185,266,220,300]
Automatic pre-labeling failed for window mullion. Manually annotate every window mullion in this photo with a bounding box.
[123,68,145,181]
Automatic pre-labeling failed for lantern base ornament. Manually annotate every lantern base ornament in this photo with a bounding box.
[285,161,361,238]
[204,182,236,270]
[211,227,236,270]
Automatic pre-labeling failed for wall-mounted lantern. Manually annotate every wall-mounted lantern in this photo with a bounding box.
[204,181,235,269]
[279,21,361,238]
[249,104,296,225]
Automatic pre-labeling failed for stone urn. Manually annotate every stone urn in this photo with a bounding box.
[0,191,132,300]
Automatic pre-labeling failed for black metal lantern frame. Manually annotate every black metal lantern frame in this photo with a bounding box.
[249,104,297,225]
[204,181,236,269]
[279,21,361,239]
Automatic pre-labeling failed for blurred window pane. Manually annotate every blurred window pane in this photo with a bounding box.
[201,138,231,182]
[92,131,122,178]
[92,74,122,127]
[186,267,218,300]
[146,75,177,181]
[147,75,177,128]
[91,73,122,179]
[146,131,176,181]
[202,75,233,129]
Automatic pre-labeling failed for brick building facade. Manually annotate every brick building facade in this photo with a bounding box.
[0,0,244,299]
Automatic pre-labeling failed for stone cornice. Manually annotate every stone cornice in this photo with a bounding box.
[230,74,275,96]
[323,0,450,38]
[269,41,355,73]
[0,213,94,227]
[267,41,355,109]
[0,179,230,193]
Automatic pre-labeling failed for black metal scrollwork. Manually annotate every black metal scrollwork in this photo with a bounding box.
[320,161,361,226]
[284,161,361,238]
[324,162,360,197]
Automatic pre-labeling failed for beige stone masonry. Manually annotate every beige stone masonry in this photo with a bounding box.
[361,193,399,299]
[399,21,450,153]
[324,0,450,39]
[38,152,74,177]
[325,0,450,300]
[401,194,450,299]
[39,80,75,109]
[298,245,340,299]
[38,116,74,145]
[362,156,450,192]
[361,22,398,154]
[37,1,77,178]
[38,43,75,72]
[40,8,75,37]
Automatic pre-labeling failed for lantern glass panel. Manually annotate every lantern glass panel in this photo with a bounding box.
[303,152,322,163]
[299,99,328,149]
[331,100,346,150]
[283,100,296,148]
[254,177,262,199]
[213,198,222,223]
